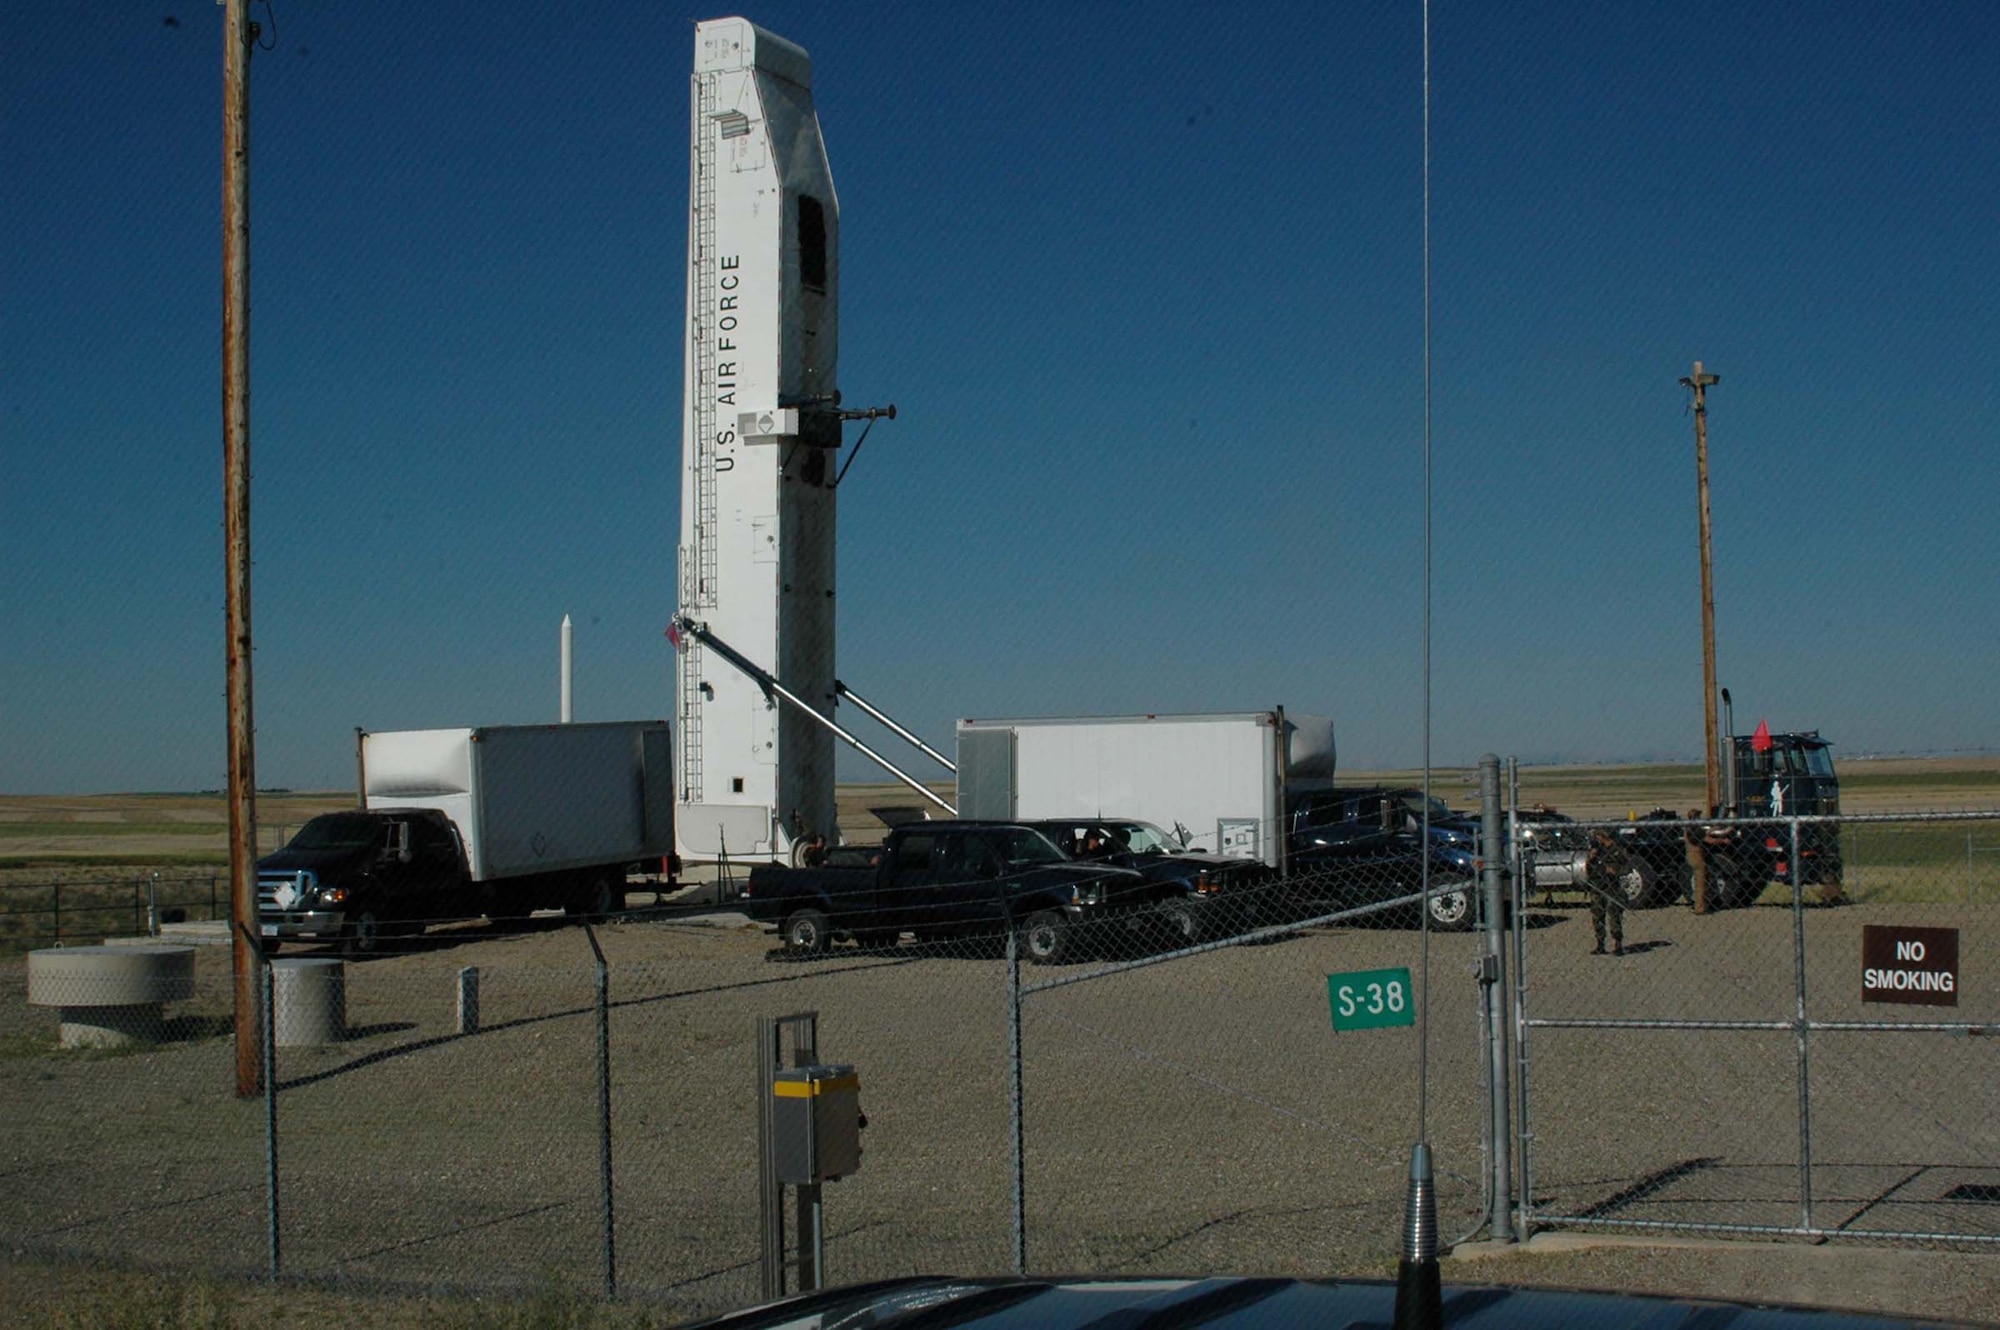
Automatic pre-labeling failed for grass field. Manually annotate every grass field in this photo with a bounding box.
[4,761,1996,951]
[7,756,1995,866]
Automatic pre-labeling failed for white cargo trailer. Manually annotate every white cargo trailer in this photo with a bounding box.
[955,712,1335,867]
[361,722,675,882]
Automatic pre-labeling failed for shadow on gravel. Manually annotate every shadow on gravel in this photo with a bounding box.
[1614,940,1674,957]
[162,1013,235,1042]
[1573,1157,1722,1220]
[280,955,917,1092]
[334,1199,574,1267]
[343,1021,417,1040]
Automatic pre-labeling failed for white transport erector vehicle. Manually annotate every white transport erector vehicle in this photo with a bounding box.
[673,17,842,864]
[955,712,1336,868]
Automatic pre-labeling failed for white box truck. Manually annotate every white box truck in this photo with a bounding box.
[256,721,674,952]
[955,711,1335,868]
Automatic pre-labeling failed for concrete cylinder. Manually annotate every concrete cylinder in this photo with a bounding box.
[271,957,346,1047]
[27,945,195,1049]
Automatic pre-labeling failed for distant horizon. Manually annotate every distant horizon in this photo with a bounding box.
[12,745,2000,802]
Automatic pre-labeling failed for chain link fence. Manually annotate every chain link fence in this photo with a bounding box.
[0,870,232,952]
[0,860,1497,1318]
[5,808,1994,1318]
[1010,866,1490,1279]
[1514,810,2000,1247]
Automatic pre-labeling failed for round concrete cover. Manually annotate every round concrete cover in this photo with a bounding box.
[27,946,197,1007]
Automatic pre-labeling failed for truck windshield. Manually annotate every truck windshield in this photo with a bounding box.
[994,829,1067,866]
[1107,822,1179,855]
[1802,746,1836,779]
[287,814,379,851]
[1395,791,1454,821]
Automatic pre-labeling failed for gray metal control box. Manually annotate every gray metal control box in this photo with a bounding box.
[772,1063,862,1184]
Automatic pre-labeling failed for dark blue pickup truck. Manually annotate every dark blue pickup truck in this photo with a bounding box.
[741,822,1149,962]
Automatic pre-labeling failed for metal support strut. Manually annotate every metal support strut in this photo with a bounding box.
[835,680,956,773]
[672,615,956,816]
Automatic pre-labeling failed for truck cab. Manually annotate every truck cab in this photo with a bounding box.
[256,808,471,954]
[1712,730,1842,900]
[1726,731,1839,822]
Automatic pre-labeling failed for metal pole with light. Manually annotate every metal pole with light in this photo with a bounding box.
[1682,361,1721,915]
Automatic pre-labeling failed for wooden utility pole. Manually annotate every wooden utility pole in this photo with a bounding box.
[224,0,261,1097]
[1682,360,1721,915]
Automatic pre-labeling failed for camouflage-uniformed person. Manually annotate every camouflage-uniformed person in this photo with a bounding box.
[1585,827,1628,956]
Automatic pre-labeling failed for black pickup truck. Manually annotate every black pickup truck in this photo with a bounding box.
[1022,818,1264,944]
[740,822,1151,963]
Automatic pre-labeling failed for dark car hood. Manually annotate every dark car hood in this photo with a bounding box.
[1011,862,1143,891]
[1113,852,1250,884]
[676,1273,1951,1330]
[257,844,373,879]
[1422,817,1480,846]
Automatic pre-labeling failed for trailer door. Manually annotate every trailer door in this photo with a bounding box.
[957,728,1017,819]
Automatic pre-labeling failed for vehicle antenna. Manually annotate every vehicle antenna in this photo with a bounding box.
[1396,0,1443,1323]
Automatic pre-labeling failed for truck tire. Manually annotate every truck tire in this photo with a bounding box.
[783,909,831,957]
[344,910,384,956]
[568,872,624,920]
[1617,860,1658,909]
[1157,900,1204,950]
[1720,875,1768,910]
[1022,911,1071,965]
[1425,882,1476,931]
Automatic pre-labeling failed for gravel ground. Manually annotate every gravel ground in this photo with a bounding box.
[2,887,1996,1324]
[1449,1234,2000,1324]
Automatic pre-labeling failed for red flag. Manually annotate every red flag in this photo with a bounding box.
[665,621,683,651]
[1751,719,1772,753]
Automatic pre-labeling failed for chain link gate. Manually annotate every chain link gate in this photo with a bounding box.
[1511,806,2000,1246]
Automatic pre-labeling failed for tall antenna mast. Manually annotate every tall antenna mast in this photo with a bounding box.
[1395,1,1444,1322]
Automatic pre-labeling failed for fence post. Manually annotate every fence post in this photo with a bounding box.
[234,920,280,1279]
[1506,758,1534,1244]
[1789,816,1814,1235]
[456,967,480,1035]
[264,947,279,1280]
[583,924,616,1299]
[1478,755,1513,1244]
[1007,924,1026,1276]
[757,1017,782,1298]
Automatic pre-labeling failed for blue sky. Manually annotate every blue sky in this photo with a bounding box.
[3,1,1996,793]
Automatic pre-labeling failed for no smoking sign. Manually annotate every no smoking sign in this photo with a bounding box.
[1861,925,1960,1007]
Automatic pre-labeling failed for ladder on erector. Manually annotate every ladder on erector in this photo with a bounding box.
[678,70,721,804]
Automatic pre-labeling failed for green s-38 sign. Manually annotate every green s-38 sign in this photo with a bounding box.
[1328,967,1416,1032]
